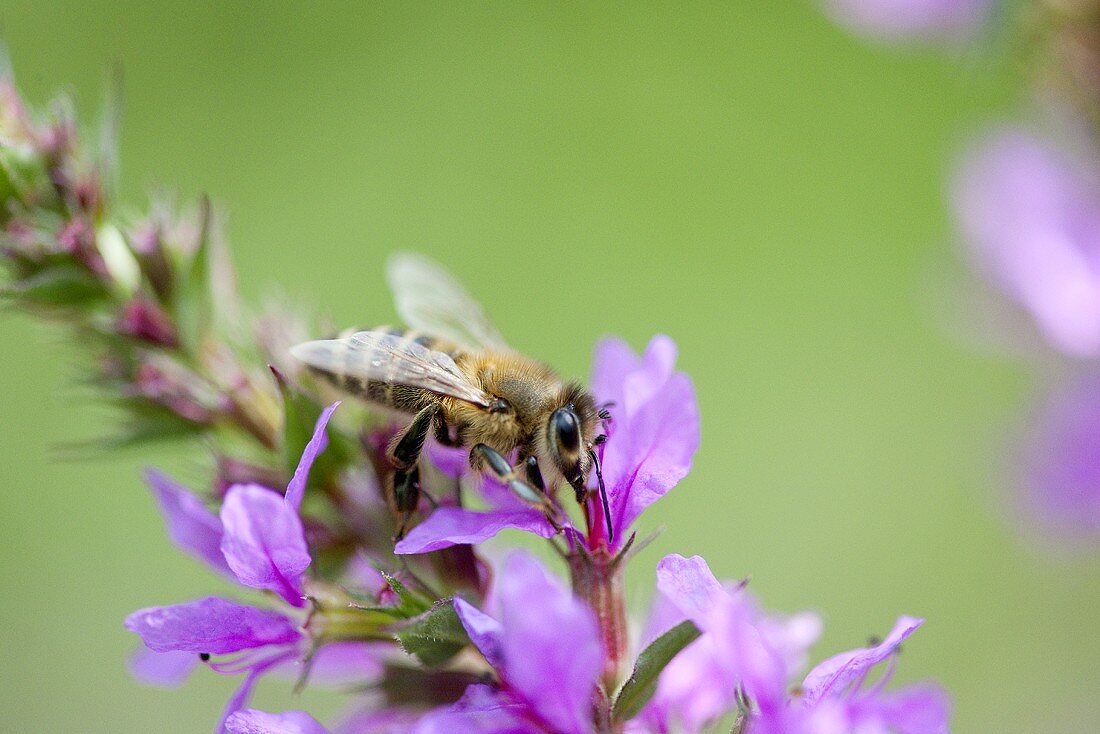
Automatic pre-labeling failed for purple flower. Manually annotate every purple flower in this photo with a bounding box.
[823,0,994,43]
[126,404,363,732]
[423,551,604,734]
[225,709,328,734]
[395,335,699,554]
[639,555,821,732]
[953,127,1100,358]
[220,484,312,607]
[639,555,949,734]
[1014,374,1100,547]
[586,335,699,548]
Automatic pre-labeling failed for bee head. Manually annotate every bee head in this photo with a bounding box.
[548,405,587,497]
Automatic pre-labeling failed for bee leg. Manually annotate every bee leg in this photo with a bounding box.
[389,404,439,470]
[392,464,421,540]
[388,405,438,540]
[524,456,547,494]
[472,444,555,513]
[432,414,462,447]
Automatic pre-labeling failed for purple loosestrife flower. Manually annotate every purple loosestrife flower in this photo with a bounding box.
[823,0,994,43]
[225,709,328,734]
[421,551,605,734]
[126,404,385,732]
[1014,374,1100,547]
[953,127,1100,358]
[395,335,699,555]
[640,555,949,734]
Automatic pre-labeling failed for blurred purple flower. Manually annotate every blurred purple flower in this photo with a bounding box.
[395,335,698,554]
[426,551,604,734]
[953,127,1100,358]
[823,0,994,43]
[1016,374,1100,545]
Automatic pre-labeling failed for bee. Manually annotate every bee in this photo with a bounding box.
[290,253,612,540]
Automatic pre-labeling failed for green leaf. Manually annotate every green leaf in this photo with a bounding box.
[612,619,701,722]
[393,599,470,667]
[2,265,108,307]
[380,571,435,618]
[272,366,321,472]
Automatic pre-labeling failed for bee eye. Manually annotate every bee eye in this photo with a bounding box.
[550,408,581,452]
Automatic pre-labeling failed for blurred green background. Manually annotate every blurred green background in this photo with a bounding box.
[1,2,1096,732]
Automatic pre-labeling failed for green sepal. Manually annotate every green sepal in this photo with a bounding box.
[612,619,701,722]
[172,196,212,350]
[392,598,470,667]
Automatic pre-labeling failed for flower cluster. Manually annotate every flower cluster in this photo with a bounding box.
[1,61,951,733]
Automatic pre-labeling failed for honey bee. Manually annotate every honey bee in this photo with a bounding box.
[290,253,612,540]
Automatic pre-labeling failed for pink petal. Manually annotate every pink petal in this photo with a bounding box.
[128,647,198,688]
[411,684,542,734]
[146,469,232,578]
[220,484,311,606]
[394,506,556,555]
[285,401,340,512]
[498,552,604,734]
[124,596,299,654]
[453,597,504,670]
[225,709,329,734]
[801,616,924,705]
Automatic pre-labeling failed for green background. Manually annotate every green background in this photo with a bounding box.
[1,2,1095,732]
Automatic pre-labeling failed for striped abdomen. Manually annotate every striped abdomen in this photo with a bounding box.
[315,326,464,414]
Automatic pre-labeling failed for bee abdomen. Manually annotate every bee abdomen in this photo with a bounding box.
[307,326,456,415]
[372,326,460,357]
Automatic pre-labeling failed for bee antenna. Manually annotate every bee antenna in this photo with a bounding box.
[589,448,613,545]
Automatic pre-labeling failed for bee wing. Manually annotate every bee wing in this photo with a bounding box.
[386,252,510,351]
[290,330,493,407]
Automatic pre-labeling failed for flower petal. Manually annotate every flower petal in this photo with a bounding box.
[124,596,299,654]
[591,337,699,544]
[128,647,198,688]
[332,708,421,734]
[604,373,698,541]
[394,506,556,555]
[290,642,386,687]
[866,683,952,734]
[589,337,642,411]
[226,709,329,734]
[453,597,504,670]
[801,616,924,705]
[220,484,311,606]
[1017,375,1100,545]
[823,0,993,42]
[285,401,340,512]
[498,552,603,734]
[146,469,233,578]
[953,128,1100,357]
[653,554,726,625]
[654,555,789,714]
[411,684,542,734]
[217,653,297,734]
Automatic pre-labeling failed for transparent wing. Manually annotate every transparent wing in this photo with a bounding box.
[386,252,509,350]
[290,330,493,407]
